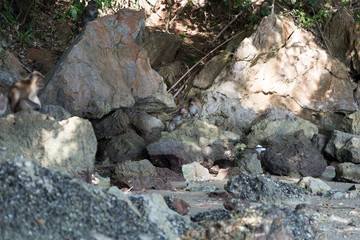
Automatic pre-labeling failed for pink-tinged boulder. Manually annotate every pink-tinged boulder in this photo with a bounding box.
[201,14,358,134]
[41,9,175,118]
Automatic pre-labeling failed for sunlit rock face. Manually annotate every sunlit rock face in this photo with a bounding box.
[41,9,175,119]
[201,14,357,134]
[0,111,96,177]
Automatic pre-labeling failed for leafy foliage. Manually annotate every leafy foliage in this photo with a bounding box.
[66,0,86,21]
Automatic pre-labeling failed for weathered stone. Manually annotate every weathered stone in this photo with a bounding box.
[0,111,96,177]
[182,162,211,182]
[335,162,360,183]
[164,196,190,215]
[126,110,164,144]
[343,110,360,135]
[103,129,146,163]
[129,194,199,237]
[147,119,237,172]
[233,151,263,174]
[0,50,27,91]
[325,130,360,164]
[115,159,157,178]
[184,183,217,192]
[201,14,357,135]
[261,135,326,177]
[247,118,318,147]
[323,7,357,66]
[0,157,198,239]
[142,28,182,68]
[41,9,175,118]
[297,177,331,193]
[223,198,250,211]
[93,172,111,188]
[225,173,308,205]
[321,166,336,180]
[113,160,183,190]
[42,104,72,121]
[191,204,315,240]
[311,133,329,152]
[157,61,183,87]
[201,81,257,134]
[92,109,130,139]
[193,31,252,90]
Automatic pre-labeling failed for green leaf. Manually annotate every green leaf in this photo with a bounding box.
[71,8,78,21]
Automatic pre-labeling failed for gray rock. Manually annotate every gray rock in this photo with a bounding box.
[113,165,183,191]
[320,166,336,180]
[297,177,331,193]
[129,194,200,238]
[0,50,27,91]
[142,28,182,68]
[191,204,315,240]
[335,162,360,183]
[93,172,111,188]
[233,151,263,174]
[157,61,183,87]
[201,81,257,135]
[42,104,72,121]
[103,129,146,163]
[126,110,165,144]
[0,111,96,177]
[92,109,130,140]
[261,134,327,177]
[182,162,211,182]
[115,159,157,178]
[184,183,217,192]
[247,118,318,147]
[225,173,308,205]
[200,14,357,135]
[343,110,360,135]
[41,9,175,118]
[311,133,329,152]
[0,156,198,239]
[147,119,237,172]
[325,130,360,163]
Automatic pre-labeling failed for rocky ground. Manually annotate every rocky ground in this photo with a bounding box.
[150,177,360,240]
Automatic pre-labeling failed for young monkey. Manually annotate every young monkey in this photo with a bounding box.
[168,108,188,132]
[82,0,98,25]
[8,71,45,113]
[0,92,8,116]
[188,97,202,119]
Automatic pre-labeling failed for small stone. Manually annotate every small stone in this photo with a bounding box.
[182,162,211,182]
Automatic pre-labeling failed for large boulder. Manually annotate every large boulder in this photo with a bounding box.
[335,162,360,183]
[200,14,357,134]
[325,130,360,164]
[0,156,198,239]
[41,9,175,118]
[261,133,327,177]
[0,48,27,92]
[0,111,96,177]
[146,119,240,172]
[126,110,165,144]
[103,129,146,163]
[113,159,184,190]
[225,173,308,205]
[142,28,182,68]
[343,110,360,135]
[246,117,318,147]
[93,108,164,163]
